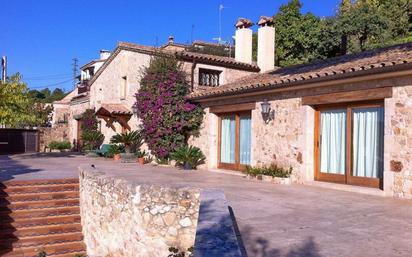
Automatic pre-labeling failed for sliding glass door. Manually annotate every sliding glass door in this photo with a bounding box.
[316,102,384,188]
[219,112,251,170]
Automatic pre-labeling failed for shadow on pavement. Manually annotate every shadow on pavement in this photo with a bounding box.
[229,206,322,257]
[0,155,44,182]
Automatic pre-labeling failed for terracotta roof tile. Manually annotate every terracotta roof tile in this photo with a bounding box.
[177,51,260,71]
[191,42,412,99]
[97,104,132,116]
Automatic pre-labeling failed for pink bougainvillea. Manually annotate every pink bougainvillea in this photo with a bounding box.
[134,57,203,159]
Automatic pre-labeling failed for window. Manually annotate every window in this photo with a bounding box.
[315,102,384,188]
[199,68,221,87]
[121,76,127,100]
[219,112,252,171]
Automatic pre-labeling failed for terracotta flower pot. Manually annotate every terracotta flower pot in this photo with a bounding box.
[137,157,145,165]
[113,154,121,161]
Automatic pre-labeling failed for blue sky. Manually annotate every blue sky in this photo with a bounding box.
[1,0,340,91]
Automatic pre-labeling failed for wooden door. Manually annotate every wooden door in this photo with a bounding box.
[218,112,251,171]
[314,102,384,188]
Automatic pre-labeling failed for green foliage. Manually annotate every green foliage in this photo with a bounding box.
[110,130,143,153]
[28,88,67,103]
[49,140,71,150]
[252,0,411,67]
[135,150,147,158]
[170,145,205,169]
[81,109,99,132]
[0,73,39,127]
[81,130,104,150]
[106,144,124,157]
[134,56,204,159]
[246,163,292,178]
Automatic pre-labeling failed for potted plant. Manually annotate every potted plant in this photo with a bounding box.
[107,144,123,161]
[110,130,143,163]
[136,150,147,165]
[170,145,205,170]
[81,130,104,157]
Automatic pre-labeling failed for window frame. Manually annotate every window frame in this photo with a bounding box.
[198,68,222,87]
[314,100,384,188]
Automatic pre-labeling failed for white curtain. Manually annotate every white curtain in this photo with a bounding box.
[320,110,346,174]
[352,107,384,178]
[221,116,235,163]
[240,115,251,165]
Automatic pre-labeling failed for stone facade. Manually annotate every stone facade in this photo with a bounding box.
[38,124,70,152]
[79,166,200,257]
[384,84,412,199]
[192,76,412,199]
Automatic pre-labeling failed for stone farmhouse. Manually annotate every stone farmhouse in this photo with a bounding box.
[54,16,412,199]
[53,35,260,148]
[189,17,412,199]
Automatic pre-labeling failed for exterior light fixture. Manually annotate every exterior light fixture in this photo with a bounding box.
[131,104,138,116]
[261,99,274,123]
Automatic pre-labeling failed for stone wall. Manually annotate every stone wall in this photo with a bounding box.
[384,85,412,199]
[79,166,200,257]
[38,124,70,152]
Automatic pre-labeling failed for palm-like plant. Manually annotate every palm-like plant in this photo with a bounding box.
[110,130,143,153]
[81,130,104,150]
[170,145,205,170]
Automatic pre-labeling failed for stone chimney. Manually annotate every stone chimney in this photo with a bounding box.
[168,36,174,44]
[257,16,275,72]
[100,50,111,60]
[235,18,253,64]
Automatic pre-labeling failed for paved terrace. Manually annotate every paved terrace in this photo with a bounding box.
[1,153,412,257]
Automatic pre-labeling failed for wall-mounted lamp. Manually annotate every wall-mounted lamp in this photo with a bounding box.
[261,99,274,123]
[132,104,138,116]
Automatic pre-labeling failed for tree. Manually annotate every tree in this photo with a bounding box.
[0,73,38,127]
[273,0,324,66]
[134,56,204,159]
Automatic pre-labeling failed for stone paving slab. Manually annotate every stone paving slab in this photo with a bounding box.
[1,153,412,257]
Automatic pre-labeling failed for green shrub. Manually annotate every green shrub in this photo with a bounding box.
[81,130,104,150]
[105,144,124,158]
[110,130,143,153]
[135,150,147,158]
[170,145,205,170]
[245,163,292,178]
[37,250,47,257]
[48,140,71,150]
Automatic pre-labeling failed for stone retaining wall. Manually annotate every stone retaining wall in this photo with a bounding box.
[79,166,200,257]
[38,124,70,152]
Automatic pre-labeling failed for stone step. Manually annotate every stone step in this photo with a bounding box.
[0,184,79,195]
[0,199,79,211]
[0,214,81,230]
[0,191,79,203]
[0,232,83,248]
[0,206,80,220]
[1,179,79,188]
[0,241,86,257]
[0,223,82,239]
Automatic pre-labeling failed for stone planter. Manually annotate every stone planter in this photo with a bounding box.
[245,174,292,185]
[272,177,292,185]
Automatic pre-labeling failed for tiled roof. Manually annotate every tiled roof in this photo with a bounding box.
[96,104,132,116]
[87,41,260,88]
[177,51,260,71]
[191,42,412,99]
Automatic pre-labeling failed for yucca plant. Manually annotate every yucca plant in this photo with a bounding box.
[81,130,104,150]
[170,145,205,170]
[110,130,143,153]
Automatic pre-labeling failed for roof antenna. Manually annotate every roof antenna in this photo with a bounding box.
[213,4,227,45]
[191,24,195,44]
